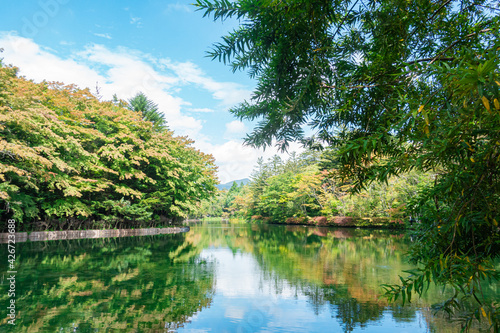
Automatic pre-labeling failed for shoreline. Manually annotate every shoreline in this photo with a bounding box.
[0,226,190,243]
[266,222,405,229]
[252,215,406,229]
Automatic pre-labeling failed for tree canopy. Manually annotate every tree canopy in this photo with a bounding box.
[0,65,218,230]
[196,0,500,329]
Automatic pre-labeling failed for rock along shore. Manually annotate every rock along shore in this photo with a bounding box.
[251,215,406,229]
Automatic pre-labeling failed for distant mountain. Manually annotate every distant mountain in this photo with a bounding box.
[216,178,250,190]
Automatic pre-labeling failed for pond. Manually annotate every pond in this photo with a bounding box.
[0,222,496,332]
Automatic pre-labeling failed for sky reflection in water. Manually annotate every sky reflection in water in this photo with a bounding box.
[1,223,490,332]
[178,246,428,333]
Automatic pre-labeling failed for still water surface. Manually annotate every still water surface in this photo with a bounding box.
[0,223,494,332]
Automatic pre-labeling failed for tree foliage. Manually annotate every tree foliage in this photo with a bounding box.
[195,150,428,224]
[127,92,168,132]
[196,0,500,329]
[0,65,218,230]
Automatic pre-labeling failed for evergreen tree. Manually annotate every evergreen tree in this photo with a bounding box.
[128,92,167,132]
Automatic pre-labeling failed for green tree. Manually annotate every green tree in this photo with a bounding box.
[196,0,500,329]
[128,92,167,132]
[0,65,217,229]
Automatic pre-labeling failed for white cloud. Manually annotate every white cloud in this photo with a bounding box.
[0,32,297,183]
[130,16,142,27]
[225,120,246,135]
[0,32,104,88]
[165,3,192,13]
[194,139,304,183]
[163,60,252,107]
[187,107,215,113]
[93,32,112,39]
[0,33,201,137]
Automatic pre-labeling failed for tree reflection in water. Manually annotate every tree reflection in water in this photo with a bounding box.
[2,223,496,332]
[0,233,215,332]
[184,222,496,332]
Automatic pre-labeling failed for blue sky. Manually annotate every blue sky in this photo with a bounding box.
[0,0,303,183]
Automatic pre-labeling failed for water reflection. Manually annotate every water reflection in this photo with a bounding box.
[0,233,215,332]
[181,223,494,333]
[1,223,495,332]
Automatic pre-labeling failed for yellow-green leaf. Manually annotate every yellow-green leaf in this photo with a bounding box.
[482,96,490,112]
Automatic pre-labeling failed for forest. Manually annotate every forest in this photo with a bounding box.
[0,0,499,330]
[0,63,218,231]
[192,150,431,228]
